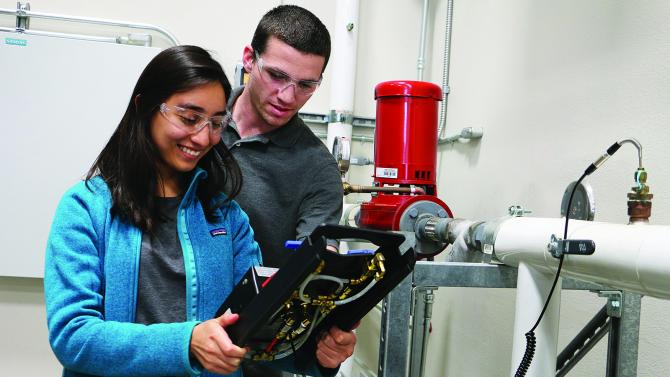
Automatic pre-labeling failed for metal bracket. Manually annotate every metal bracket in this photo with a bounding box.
[116,33,152,46]
[16,2,30,31]
[547,234,596,258]
[598,290,623,318]
[328,110,355,124]
[508,205,531,217]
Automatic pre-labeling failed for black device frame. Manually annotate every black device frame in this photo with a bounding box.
[215,224,416,364]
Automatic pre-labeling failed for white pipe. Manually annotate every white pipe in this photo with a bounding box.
[326,0,359,155]
[511,262,561,377]
[493,217,670,300]
[328,5,359,376]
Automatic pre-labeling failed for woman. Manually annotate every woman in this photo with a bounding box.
[45,45,259,376]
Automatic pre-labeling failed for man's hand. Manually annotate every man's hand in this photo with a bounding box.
[315,326,357,368]
[190,312,247,375]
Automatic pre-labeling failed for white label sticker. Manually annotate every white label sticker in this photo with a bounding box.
[254,266,278,277]
[376,167,398,179]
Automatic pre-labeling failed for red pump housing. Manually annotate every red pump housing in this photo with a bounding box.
[358,81,453,231]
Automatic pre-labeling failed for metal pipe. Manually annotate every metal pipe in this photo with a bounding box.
[417,0,430,80]
[419,289,434,377]
[0,26,118,43]
[618,138,643,168]
[343,183,426,195]
[437,0,455,142]
[313,131,373,143]
[0,6,179,45]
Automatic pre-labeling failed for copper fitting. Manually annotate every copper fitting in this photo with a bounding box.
[628,201,652,224]
[342,182,426,196]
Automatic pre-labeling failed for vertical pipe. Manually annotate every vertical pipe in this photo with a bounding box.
[511,262,561,377]
[326,0,359,155]
[419,289,434,377]
[417,0,430,80]
[329,0,359,256]
[409,288,427,377]
[328,5,359,374]
[437,0,454,141]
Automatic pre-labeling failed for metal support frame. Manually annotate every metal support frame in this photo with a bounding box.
[378,261,642,377]
[606,292,641,376]
[556,291,641,376]
[556,305,610,376]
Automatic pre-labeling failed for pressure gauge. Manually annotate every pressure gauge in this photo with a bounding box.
[331,136,351,175]
[560,181,595,221]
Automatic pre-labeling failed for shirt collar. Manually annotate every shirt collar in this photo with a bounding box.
[227,86,303,148]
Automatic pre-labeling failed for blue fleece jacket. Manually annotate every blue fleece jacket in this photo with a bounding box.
[44,170,262,377]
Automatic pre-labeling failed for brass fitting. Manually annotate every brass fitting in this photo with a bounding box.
[627,168,653,223]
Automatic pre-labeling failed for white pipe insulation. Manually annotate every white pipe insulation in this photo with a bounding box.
[493,217,670,300]
[511,263,561,377]
[328,3,359,377]
[326,0,359,156]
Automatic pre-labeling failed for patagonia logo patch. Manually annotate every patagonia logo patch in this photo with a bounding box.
[210,228,227,237]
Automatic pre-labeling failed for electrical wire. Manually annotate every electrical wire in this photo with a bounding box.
[334,279,377,306]
[298,274,349,303]
[273,309,324,360]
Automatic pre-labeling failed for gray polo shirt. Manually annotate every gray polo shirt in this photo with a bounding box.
[221,87,343,268]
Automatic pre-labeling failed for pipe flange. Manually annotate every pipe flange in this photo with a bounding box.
[398,200,450,257]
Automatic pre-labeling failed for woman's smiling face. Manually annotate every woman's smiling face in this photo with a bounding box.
[150,81,226,194]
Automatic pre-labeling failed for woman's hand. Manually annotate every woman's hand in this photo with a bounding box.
[190,312,247,375]
[315,326,357,368]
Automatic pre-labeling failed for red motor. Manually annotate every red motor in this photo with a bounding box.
[357,81,452,255]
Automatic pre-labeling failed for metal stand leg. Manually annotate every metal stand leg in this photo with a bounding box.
[377,263,643,377]
[605,291,642,377]
[379,274,413,377]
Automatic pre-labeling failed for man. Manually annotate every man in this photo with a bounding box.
[220,5,354,377]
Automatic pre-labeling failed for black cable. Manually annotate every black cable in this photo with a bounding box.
[515,141,623,376]
[514,172,586,376]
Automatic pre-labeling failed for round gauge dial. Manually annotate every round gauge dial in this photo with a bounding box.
[560,181,595,221]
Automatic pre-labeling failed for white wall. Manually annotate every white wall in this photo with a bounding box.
[426,1,670,376]
[1,0,669,376]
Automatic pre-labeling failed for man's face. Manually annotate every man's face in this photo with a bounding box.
[245,37,326,129]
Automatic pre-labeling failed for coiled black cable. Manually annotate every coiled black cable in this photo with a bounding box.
[514,141,621,375]
[515,332,536,376]
[513,173,583,376]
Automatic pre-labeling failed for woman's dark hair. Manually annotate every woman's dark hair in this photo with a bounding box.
[86,45,241,231]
